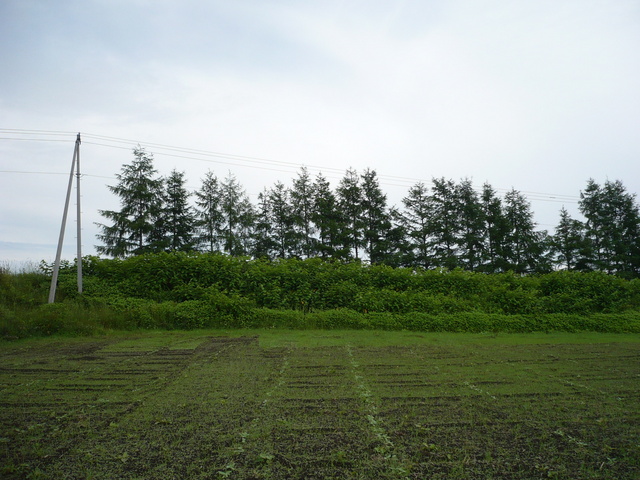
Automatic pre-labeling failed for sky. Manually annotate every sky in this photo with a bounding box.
[1,0,639,267]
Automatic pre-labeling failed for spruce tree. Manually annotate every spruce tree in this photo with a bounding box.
[252,188,278,259]
[360,169,393,264]
[401,182,433,268]
[480,183,510,272]
[503,189,545,273]
[96,147,164,257]
[312,173,342,259]
[267,181,297,258]
[336,168,364,260]
[551,207,588,270]
[290,167,316,258]
[194,171,223,253]
[219,172,254,256]
[579,179,640,276]
[385,207,411,267]
[163,169,196,252]
[455,179,486,271]
[428,178,461,269]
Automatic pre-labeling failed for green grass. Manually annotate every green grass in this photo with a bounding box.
[241,329,640,348]
[1,331,639,479]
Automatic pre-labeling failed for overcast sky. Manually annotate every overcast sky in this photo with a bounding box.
[1,0,639,266]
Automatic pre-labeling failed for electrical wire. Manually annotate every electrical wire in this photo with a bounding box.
[0,137,72,142]
[0,128,583,204]
[0,128,77,136]
[0,170,67,175]
[80,134,582,203]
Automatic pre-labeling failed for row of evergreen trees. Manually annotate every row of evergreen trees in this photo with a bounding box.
[96,148,640,277]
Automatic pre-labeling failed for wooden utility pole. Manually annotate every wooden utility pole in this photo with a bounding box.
[76,133,82,294]
[48,133,82,303]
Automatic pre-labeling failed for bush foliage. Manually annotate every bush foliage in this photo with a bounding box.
[2,253,640,338]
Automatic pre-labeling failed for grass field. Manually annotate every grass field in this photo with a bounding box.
[1,331,639,479]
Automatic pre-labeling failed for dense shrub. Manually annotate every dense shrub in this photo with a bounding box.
[538,270,639,313]
[4,253,640,338]
[49,254,639,317]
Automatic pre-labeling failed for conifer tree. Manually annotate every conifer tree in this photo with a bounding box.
[266,181,297,258]
[312,173,342,259]
[480,183,510,272]
[360,169,393,264]
[194,171,223,253]
[252,188,278,259]
[551,207,588,270]
[401,182,433,268]
[219,172,254,256]
[579,179,640,276]
[503,189,545,273]
[385,207,411,267]
[96,147,164,257]
[163,169,196,252]
[428,177,461,269]
[290,167,316,258]
[336,168,364,260]
[455,179,486,271]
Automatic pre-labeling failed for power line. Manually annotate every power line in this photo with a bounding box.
[0,128,76,136]
[0,170,113,180]
[81,136,581,203]
[0,137,72,142]
[82,141,306,177]
[1,170,68,175]
[1,128,583,204]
